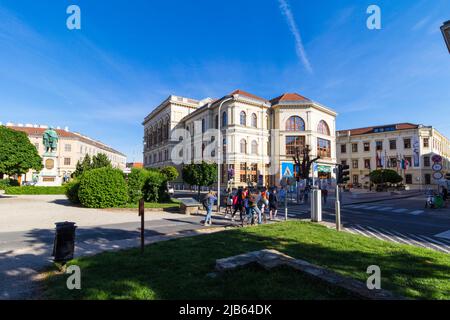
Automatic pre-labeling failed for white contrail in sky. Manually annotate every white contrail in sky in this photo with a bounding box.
[277,0,313,73]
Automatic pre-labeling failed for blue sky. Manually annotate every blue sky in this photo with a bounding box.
[0,0,449,161]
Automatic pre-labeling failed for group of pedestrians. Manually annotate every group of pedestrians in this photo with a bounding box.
[226,186,280,226]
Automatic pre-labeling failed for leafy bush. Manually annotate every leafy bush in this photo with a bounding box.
[127,168,150,204]
[65,179,81,204]
[142,170,167,203]
[5,186,66,195]
[0,179,19,190]
[369,169,403,185]
[160,166,179,182]
[78,167,128,208]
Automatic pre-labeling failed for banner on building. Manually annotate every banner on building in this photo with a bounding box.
[412,135,420,167]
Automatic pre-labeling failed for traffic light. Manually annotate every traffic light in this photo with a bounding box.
[337,164,350,184]
[441,21,450,53]
[446,172,450,181]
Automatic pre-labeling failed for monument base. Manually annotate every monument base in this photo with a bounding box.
[36,154,62,187]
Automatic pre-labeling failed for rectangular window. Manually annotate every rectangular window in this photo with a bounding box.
[405,156,412,167]
[389,140,397,150]
[423,156,430,167]
[404,138,411,149]
[389,158,397,168]
[376,141,383,151]
[425,174,431,185]
[363,142,370,152]
[352,143,358,153]
[352,175,359,184]
[341,144,346,153]
[65,144,72,152]
[341,160,347,166]
[364,159,371,169]
[423,138,429,148]
[317,138,331,158]
[405,174,412,184]
[285,136,305,156]
[64,158,71,166]
[352,159,359,169]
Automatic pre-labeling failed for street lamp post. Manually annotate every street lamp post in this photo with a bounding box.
[217,96,234,213]
[441,20,450,53]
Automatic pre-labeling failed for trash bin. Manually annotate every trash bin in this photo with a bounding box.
[52,221,77,263]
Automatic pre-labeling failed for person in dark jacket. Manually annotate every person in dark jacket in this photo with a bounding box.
[268,188,279,220]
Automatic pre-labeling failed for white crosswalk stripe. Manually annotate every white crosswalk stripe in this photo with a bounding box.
[392,208,409,213]
[376,207,393,211]
[344,224,450,254]
[409,210,424,215]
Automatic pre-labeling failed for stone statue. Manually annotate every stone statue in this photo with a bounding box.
[43,127,59,153]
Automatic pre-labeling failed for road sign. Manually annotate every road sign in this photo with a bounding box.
[433,172,444,180]
[432,154,443,163]
[432,163,443,171]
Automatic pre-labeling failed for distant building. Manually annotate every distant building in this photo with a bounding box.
[2,123,127,184]
[142,89,337,188]
[126,162,143,169]
[336,123,450,189]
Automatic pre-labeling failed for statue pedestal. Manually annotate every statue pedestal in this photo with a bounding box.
[36,153,62,186]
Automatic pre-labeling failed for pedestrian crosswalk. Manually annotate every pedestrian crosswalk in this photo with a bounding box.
[345,204,425,216]
[345,224,450,254]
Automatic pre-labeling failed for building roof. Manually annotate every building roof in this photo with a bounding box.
[6,125,126,157]
[270,93,310,105]
[337,123,420,136]
[229,89,267,102]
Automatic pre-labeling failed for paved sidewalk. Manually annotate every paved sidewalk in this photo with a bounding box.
[0,194,236,299]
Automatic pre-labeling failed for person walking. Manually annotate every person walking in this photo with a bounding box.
[203,191,217,226]
[321,185,328,205]
[268,188,279,220]
[232,187,244,222]
[260,187,269,223]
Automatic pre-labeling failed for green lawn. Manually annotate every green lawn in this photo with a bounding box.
[5,186,66,195]
[43,221,450,300]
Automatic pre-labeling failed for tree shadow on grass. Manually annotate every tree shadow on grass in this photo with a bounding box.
[41,224,450,300]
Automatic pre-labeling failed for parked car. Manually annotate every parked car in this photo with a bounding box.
[167,185,174,196]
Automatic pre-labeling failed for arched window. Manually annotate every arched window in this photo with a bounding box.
[251,140,258,155]
[201,119,206,133]
[286,116,305,131]
[222,111,227,127]
[317,120,330,135]
[240,139,247,154]
[240,111,246,126]
[251,113,257,128]
[215,115,218,129]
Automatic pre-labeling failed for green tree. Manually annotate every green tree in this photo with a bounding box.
[92,153,112,169]
[369,169,403,185]
[182,161,217,200]
[160,166,179,182]
[142,170,167,202]
[73,154,92,177]
[0,126,43,178]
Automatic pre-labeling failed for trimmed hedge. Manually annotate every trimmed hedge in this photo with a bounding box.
[5,186,66,195]
[65,179,81,204]
[78,167,128,208]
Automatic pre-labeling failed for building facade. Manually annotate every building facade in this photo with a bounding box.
[336,123,450,189]
[2,123,127,184]
[143,89,337,189]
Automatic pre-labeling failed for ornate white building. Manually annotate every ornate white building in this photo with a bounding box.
[143,89,337,188]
